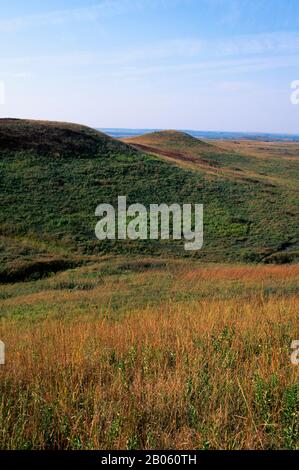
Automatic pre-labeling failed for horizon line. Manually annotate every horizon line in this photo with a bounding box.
[98,127,299,137]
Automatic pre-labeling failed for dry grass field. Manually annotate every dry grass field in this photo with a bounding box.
[0,259,298,450]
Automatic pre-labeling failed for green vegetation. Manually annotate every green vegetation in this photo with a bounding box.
[0,120,298,282]
[0,120,298,450]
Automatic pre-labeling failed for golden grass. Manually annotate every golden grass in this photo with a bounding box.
[0,262,298,449]
[216,140,299,161]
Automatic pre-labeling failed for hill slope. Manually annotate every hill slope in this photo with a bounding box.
[124,129,213,151]
[0,118,132,157]
[0,120,298,281]
[124,130,222,172]
[125,130,299,188]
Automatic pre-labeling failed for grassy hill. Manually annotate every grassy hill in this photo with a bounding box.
[125,130,299,189]
[1,120,299,281]
[0,121,299,451]
[0,118,131,156]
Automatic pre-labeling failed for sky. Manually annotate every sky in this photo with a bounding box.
[0,0,299,133]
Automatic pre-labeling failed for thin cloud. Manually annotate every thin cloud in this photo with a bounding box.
[79,54,299,80]
[0,0,164,32]
[2,28,299,85]
[2,30,299,67]
[103,31,299,66]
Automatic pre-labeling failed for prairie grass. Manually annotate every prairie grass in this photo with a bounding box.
[0,260,298,449]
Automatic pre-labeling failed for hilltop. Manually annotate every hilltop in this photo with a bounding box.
[124,130,299,188]
[124,129,213,150]
[124,130,221,170]
[0,118,131,157]
[0,119,298,281]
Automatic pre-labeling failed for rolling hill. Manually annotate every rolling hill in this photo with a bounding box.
[124,130,299,189]
[1,119,298,281]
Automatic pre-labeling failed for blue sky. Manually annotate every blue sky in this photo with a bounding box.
[0,0,299,133]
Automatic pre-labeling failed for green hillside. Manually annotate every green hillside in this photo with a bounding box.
[125,130,299,189]
[0,120,298,281]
